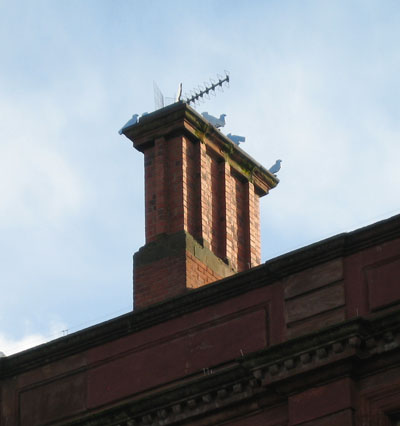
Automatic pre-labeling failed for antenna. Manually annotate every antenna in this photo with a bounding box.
[184,71,230,106]
[153,81,164,110]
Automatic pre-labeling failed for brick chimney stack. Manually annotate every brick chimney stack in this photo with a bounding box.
[122,102,278,309]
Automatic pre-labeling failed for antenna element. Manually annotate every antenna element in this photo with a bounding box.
[184,71,230,106]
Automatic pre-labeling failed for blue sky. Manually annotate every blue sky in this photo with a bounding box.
[1,0,399,354]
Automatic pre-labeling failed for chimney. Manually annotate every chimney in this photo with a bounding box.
[122,102,278,309]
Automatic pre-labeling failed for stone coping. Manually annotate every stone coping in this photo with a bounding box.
[122,102,279,196]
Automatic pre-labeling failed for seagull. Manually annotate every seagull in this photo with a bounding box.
[118,114,139,135]
[175,83,182,102]
[227,133,245,146]
[269,159,282,175]
[201,112,226,128]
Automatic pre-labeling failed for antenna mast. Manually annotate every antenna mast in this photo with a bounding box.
[184,71,230,106]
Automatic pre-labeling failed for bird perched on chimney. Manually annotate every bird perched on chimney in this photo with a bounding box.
[118,114,139,135]
[269,159,282,175]
[201,112,226,128]
[227,133,245,146]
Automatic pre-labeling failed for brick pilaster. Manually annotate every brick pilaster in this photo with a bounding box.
[224,163,238,271]
[198,142,213,247]
[167,136,185,236]
[248,182,261,266]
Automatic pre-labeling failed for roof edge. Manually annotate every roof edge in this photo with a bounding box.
[1,213,399,377]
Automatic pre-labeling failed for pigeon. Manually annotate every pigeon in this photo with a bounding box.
[0,351,5,357]
[227,133,245,146]
[269,159,282,175]
[201,112,226,128]
[118,114,139,135]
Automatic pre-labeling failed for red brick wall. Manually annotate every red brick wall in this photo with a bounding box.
[136,133,264,307]
[282,236,400,339]
[224,163,239,271]
[168,136,186,236]
[182,135,200,239]
[134,255,187,308]
[210,149,224,258]
[235,174,249,271]
[248,182,261,266]
[289,378,354,425]
[186,251,222,289]
[283,259,346,339]
[344,238,400,318]
[134,250,224,309]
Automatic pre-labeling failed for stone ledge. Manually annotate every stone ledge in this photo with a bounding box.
[60,310,400,426]
[134,230,236,279]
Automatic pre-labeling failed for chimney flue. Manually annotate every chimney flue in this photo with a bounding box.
[122,103,278,309]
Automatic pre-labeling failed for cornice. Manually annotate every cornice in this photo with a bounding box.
[122,102,279,195]
[61,310,400,426]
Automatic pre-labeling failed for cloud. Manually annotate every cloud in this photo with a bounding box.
[0,333,47,356]
[0,321,67,356]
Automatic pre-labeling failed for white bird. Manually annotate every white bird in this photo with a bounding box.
[269,159,282,175]
[175,83,182,102]
[227,133,245,146]
[118,114,139,135]
[201,112,226,128]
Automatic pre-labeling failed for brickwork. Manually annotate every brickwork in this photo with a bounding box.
[211,152,225,259]
[129,105,274,308]
[199,142,213,245]
[235,174,250,271]
[181,135,199,239]
[248,182,261,266]
[138,135,267,307]
[224,163,239,271]
[134,255,187,308]
[186,251,222,289]
[167,136,185,236]
[144,145,156,241]
[200,145,225,259]
[283,259,346,338]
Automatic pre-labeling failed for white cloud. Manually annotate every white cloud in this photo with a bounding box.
[0,321,67,356]
[0,333,47,356]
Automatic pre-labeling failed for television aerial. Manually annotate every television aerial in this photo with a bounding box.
[152,71,230,111]
[184,71,230,107]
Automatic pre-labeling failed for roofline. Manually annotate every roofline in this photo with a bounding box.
[1,213,399,377]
